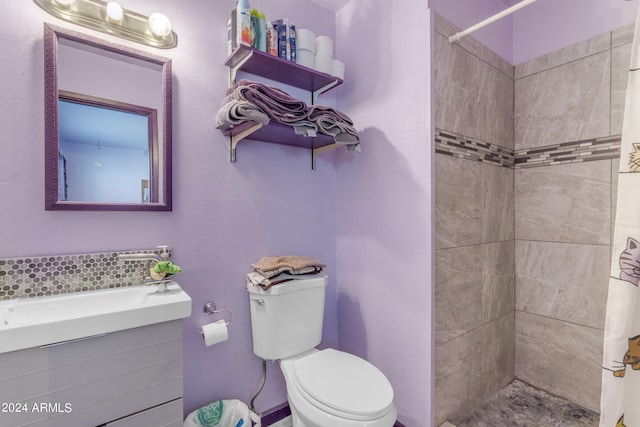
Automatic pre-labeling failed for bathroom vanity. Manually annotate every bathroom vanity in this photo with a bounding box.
[0,283,191,427]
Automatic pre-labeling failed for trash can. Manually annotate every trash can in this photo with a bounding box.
[184,399,260,427]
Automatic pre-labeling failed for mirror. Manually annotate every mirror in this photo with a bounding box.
[44,23,172,211]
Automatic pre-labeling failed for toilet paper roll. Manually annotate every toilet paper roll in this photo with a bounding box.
[296,49,315,68]
[296,29,316,52]
[315,35,333,56]
[332,59,345,79]
[315,53,333,74]
[201,320,228,346]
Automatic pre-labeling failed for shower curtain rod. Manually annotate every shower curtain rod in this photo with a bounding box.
[448,0,539,44]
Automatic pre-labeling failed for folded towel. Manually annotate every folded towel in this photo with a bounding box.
[307,105,359,144]
[251,255,326,279]
[229,79,308,123]
[215,100,270,128]
[219,80,360,147]
[307,104,354,125]
[291,121,318,137]
[315,115,360,143]
[247,271,325,290]
[246,272,293,290]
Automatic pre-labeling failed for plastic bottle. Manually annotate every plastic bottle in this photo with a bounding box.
[230,5,237,52]
[258,12,266,51]
[227,18,233,55]
[273,19,289,59]
[250,9,260,49]
[266,21,277,56]
[236,0,252,46]
[289,23,296,62]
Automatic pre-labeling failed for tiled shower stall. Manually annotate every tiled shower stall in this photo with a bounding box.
[434,13,632,425]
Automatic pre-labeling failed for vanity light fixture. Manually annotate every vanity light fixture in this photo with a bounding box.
[34,0,177,49]
[148,12,172,38]
[105,1,123,23]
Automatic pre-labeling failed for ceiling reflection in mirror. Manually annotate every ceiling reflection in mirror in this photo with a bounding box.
[44,24,172,211]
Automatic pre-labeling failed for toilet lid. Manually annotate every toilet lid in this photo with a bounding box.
[293,349,394,418]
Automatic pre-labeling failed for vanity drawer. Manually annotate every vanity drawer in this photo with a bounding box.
[0,320,183,427]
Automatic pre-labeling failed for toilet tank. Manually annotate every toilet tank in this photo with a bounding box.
[247,276,326,360]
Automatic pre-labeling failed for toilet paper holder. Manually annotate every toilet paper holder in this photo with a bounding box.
[203,301,233,326]
[195,301,233,337]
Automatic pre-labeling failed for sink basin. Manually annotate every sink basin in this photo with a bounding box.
[0,283,191,354]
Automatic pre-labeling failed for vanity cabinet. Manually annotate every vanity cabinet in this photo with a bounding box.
[0,320,184,427]
[220,44,347,169]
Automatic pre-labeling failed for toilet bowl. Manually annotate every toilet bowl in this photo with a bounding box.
[280,349,397,427]
[247,275,397,427]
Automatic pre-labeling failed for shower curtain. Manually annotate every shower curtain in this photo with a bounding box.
[601,8,640,427]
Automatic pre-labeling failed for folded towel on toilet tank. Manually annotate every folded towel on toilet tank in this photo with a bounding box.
[246,271,326,290]
[250,255,326,279]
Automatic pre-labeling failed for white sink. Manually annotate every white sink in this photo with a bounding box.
[0,283,191,354]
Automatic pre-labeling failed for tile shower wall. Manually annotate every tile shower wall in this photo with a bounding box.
[0,248,168,300]
[513,24,634,412]
[434,14,515,426]
[435,13,635,423]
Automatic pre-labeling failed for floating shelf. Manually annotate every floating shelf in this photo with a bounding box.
[222,45,349,169]
[225,44,343,102]
[217,121,342,169]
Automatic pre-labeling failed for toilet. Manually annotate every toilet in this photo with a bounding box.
[247,276,397,427]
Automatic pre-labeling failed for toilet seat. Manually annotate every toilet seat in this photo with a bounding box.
[290,349,394,421]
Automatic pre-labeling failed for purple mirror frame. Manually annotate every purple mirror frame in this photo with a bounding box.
[43,23,173,211]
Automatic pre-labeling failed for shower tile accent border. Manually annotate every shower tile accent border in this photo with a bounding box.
[435,129,621,169]
[515,135,621,168]
[0,248,172,300]
[435,129,514,168]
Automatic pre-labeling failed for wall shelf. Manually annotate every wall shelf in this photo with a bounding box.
[221,45,350,169]
[225,44,343,101]
[217,120,342,169]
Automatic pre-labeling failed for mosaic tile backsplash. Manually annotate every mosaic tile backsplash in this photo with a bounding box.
[436,128,622,168]
[0,248,171,300]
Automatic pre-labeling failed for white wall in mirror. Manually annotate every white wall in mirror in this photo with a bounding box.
[56,38,165,202]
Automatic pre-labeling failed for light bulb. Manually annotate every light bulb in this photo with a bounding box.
[54,0,75,6]
[106,2,123,22]
[148,12,171,37]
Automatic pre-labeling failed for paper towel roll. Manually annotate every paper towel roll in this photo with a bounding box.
[201,320,228,346]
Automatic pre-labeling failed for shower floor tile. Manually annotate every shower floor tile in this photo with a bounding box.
[454,380,599,427]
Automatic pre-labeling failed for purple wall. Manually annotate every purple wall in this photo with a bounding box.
[3,0,438,424]
[335,1,435,426]
[0,0,337,416]
[429,0,514,63]
[430,0,640,66]
[14,0,633,423]
[512,0,640,64]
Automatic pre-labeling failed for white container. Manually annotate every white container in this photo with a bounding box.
[236,0,252,46]
[296,48,315,68]
[315,53,333,74]
[315,35,333,56]
[331,59,345,79]
[296,28,316,52]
